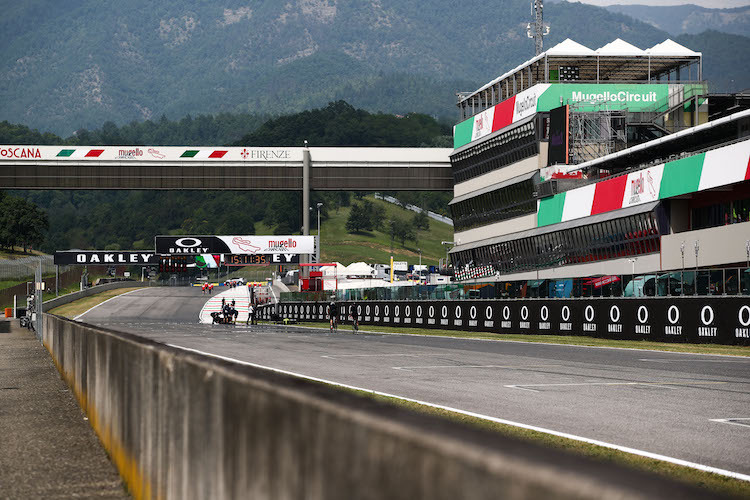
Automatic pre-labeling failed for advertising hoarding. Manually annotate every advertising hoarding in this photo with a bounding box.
[155,235,315,255]
[54,251,158,266]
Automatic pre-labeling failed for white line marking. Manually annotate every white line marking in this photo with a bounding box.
[165,342,750,483]
[639,358,749,363]
[392,364,558,371]
[710,418,750,428]
[73,288,147,321]
[321,353,437,359]
[505,381,726,391]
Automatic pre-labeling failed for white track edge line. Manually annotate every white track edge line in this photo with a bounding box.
[73,288,147,321]
[286,324,750,359]
[166,342,750,482]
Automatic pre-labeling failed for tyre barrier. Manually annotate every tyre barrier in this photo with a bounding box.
[41,314,711,499]
[263,297,750,344]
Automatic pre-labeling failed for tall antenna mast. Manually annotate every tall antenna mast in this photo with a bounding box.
[526,0,550,56]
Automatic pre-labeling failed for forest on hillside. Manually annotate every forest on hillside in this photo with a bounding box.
[2,0,747,135]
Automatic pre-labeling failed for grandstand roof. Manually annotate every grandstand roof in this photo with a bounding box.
[457,38,702,108]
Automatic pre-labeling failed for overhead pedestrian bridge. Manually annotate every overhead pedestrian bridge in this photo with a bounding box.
[0,145,453,191]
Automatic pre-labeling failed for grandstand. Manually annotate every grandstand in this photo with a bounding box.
[448,38,750,290]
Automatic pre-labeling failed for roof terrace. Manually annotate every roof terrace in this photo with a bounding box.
[457,38,703,121]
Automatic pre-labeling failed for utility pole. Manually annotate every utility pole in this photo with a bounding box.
[527,0,550,56]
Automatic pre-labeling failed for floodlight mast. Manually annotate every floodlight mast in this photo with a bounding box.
[526,0,550,56]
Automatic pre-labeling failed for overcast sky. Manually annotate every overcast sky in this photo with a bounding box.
[569,0,750,7]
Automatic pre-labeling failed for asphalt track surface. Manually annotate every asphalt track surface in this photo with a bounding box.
[80,287,750,477]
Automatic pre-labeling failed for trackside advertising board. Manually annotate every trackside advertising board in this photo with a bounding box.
[269,298,750,345]
[454,83,675,148]
[0,146,304,162]
[54,251,158,266]
[156,235,315,255]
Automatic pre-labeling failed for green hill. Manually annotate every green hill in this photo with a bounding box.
[317,195,452,267]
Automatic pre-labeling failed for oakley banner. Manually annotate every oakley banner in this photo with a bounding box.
[54,251,158,266]
[276,298,750,345]
[155,235,315,255]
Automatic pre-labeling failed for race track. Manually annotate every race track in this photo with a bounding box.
[78,287,750,478]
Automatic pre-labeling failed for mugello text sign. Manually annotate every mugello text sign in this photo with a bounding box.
[155,235,315,255]
[54,251,158,266]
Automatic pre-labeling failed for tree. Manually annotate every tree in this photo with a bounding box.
[0,195,48,252]
[345,202,373,233]
[412,209,430,231]
[390,216,416,247]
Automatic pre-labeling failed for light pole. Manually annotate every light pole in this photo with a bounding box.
[680,241,685,295]
[417,247,422,283]
[694,240,700,295]
[316,202,323,263]
[746,239,749,270]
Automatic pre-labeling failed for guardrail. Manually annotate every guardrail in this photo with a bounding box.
[42,314,710,499]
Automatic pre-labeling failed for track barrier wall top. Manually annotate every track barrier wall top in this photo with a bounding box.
[42,313,711,499]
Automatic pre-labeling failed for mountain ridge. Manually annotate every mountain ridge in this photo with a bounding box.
[1,0,747,136]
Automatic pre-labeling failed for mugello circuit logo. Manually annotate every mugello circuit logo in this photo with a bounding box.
[1,147,41,158]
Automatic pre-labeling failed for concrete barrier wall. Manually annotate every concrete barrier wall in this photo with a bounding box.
[42,314,710,500]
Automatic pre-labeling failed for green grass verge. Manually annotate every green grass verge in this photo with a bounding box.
[343,387,750,498]
[48,287,145,319]
[0,247,47,260]
[295,322,750,357]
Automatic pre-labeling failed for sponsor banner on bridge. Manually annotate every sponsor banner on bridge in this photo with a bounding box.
[537,139,750,226]
[270,298,750,344]
[156,235,315,255]
[54,251,158,266]
[453,83,683,149]
[0,146,304,162]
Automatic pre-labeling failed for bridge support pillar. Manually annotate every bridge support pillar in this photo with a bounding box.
[302,146,311,278]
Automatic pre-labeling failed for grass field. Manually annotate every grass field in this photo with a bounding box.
[297,322,750,357]
[48,287,144,318]
[0,247,46,260]
[318,196,452,266]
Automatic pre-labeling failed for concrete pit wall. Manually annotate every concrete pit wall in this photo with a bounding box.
[42,314,710,500]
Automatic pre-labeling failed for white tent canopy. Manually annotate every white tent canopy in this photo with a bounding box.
[322,262,346,276]
[546,38,596,56]
[647,39,702,57]
[344,262,376,277]
[595,38,646,56]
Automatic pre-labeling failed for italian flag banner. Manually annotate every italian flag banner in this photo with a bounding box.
[537,139,750,227]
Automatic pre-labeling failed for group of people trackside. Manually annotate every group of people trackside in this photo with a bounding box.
[201,282,214,294]
[327,298,359,333]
